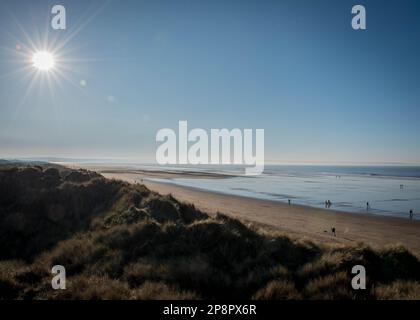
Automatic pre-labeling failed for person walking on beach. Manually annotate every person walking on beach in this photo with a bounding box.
[327,200,332,208]
[331,227,336,237]
[410,210,414,220]
[366,202,370,210]
[288,199,291,205]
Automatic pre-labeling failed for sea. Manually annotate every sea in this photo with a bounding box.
[144,165,420,220]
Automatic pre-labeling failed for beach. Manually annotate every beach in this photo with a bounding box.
[99,169,420,257]
[4,162,420,300]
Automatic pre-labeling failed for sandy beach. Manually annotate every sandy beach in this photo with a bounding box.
[97,169,420,257]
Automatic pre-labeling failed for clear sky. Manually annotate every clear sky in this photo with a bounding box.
[0,0,419,164]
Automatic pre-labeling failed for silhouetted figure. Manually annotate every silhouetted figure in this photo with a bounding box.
[366,202,370,210]
[331,227,336,237]
[288,199,291,205]
[410,210,414,220]
[327,200,332,208]
[325,200,328,208]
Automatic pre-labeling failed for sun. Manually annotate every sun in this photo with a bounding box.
[32,51,55,71]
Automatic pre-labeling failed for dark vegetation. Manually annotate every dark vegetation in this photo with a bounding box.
[0,163,419,300]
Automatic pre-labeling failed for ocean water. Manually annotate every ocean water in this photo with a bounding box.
[148,165,420,220]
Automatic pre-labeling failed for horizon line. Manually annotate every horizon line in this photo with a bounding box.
[2,156,420,167]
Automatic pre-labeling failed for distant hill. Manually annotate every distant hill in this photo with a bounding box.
[0,164,419,300]
[0,159,13,165]
[0,159,51,167]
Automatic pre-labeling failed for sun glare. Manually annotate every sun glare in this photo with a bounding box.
[32,51,55,71]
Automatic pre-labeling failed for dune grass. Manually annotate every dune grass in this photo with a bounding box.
[0,164,419,300]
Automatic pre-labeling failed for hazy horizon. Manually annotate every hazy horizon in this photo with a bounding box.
[3,156,420,167]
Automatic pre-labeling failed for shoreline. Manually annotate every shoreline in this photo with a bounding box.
[100,170,420,257]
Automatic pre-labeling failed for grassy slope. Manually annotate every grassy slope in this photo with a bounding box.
[0,164,419,300]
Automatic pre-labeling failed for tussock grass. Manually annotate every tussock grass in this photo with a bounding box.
[253,280,301,300]
[1,164,419,300]
[375,281,420,300]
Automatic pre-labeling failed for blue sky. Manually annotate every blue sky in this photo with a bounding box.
[0,0,419,164]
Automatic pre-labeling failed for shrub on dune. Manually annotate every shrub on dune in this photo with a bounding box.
[303,271,353,300]
[375,281,420,300]
[132,281,199,300]
[253,280,301,300]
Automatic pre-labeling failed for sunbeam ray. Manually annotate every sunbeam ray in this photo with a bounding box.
[53,0,111,53]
